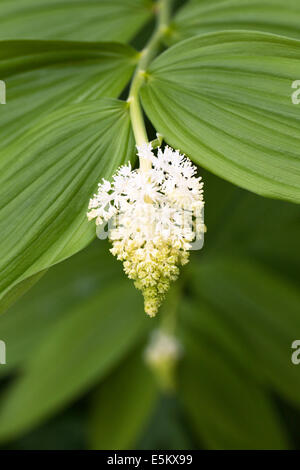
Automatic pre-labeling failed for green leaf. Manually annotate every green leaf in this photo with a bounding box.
[136,396,195,450]
[214,192,300,277]
[179,326,290,449]
[89,348,158,450]
[168,0,300,45]
[0,240,123,377]
[141,31,300,203]
[0,98,135,304]
[0,271,45,317]
[200,170,300,280]
[189,257,300,408]
[0,41,137,147]
[0,281,148,442]
[0,0,153,42]
[179,298,260,381]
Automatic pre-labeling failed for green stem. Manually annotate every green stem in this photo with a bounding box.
[160,281,182,336]
[127,0,173,172]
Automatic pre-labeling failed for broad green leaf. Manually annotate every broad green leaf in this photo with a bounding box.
[189,257,300,408]
[168,0,300,45]
[0,271,45,317]
[179,328,290,449]
[89,349,158,450]
[0,41,137,147]
[141,31,300,203]
[212,191,300,279]
[0,0,153,43]
[0,98,135,303]
[0,281,148,442]
[178,298,260,381]
[137,396,195,450]
[198,170,300,281]
[0,240,123,377]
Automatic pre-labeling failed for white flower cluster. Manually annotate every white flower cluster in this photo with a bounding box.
[87,144,205,317]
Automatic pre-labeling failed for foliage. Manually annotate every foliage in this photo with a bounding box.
[0,0,299,450]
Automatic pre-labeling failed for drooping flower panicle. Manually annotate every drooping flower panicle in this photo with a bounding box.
[87,144,205,317]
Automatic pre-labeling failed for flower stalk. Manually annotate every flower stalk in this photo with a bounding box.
[127,0,173,171]
[87,0,205,318]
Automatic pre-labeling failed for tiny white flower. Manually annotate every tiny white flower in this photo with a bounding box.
[145,329,183,365]
[136,142,153,161]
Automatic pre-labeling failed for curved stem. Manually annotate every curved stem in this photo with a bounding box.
[127,0,173,172]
